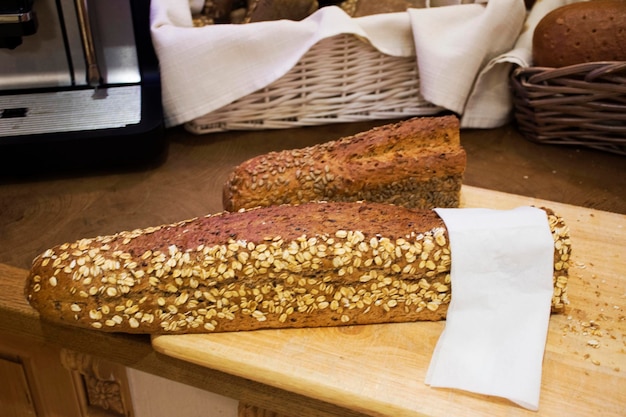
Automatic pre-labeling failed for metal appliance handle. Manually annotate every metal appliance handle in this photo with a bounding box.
[74,0,101,86]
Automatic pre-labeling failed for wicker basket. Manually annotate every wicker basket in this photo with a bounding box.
[184,33,444,134]
[510,61,626,156]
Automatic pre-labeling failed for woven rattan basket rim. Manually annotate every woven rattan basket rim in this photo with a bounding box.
[517,61,626,83]
[511,61,626,156]
[185,33,442,134]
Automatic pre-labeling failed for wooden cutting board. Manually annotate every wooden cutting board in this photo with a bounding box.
[152,186,626,417]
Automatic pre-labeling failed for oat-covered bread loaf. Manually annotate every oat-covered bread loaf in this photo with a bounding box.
[25,201,571,334]
[532,0,626,67]
[223,116,465,212]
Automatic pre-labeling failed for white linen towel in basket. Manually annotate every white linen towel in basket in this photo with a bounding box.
[150,0,526,129]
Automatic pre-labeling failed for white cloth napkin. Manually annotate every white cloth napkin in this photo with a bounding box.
[150,0,528,128]
[457,0,586,127]
[409,0,526,128]
[426,206,555,410]
[151,2,414,127]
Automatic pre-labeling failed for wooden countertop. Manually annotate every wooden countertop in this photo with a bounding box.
[1,120,625,416]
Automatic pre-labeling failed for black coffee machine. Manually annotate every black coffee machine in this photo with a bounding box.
[0,0,165,175]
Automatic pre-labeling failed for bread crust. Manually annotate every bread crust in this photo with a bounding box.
[340,0,426,16]
[532,0,626,67]
[223,116,465,212]
[25,201,571,334]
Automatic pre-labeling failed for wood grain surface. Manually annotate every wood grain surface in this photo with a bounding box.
[152,186,626,417]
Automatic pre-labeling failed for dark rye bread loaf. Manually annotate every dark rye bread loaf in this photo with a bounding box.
[532,0,626,68]
[223,115,465,212]
[340,0,427,17]
[245,0,319,22]
[25,201,571,334]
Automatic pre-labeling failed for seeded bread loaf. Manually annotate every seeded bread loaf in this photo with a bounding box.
[25,201,571,334]
[532,0,626,68]
[223,116,465,212]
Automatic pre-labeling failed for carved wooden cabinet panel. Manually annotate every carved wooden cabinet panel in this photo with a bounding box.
[61,349,134,417]
[0,331,82,417]
[0,354,37,417]
[0,330,288,417]
[0,331,132,417]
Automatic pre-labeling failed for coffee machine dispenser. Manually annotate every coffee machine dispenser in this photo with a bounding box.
[0,0,165,174]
